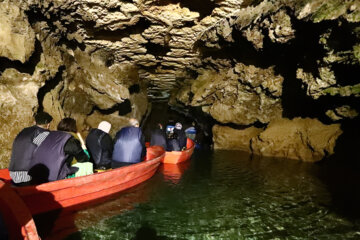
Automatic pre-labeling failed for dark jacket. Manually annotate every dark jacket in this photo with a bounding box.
[29,131,72,182]
[9,125,48,172]
[174,129,187,150]
[63,135,89,164]
[86,128,113,169]
[112,127,146,164]
[166,133,181,151]
[150,128,167,149]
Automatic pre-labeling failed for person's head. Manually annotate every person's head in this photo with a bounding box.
[98,121,111,133]
[175,122,182,130]
[57,118,77,133]
[34,111,53,128]
[129,118,139,127]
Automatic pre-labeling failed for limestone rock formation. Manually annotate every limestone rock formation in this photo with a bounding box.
[0,1,35,62]
[251,118,343,162]
[0,0,359,166]
[175,62,283,125]
[213,125,263,152]
[213,118,343,162]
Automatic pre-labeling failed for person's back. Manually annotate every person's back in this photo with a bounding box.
[86,121,113,169]
[185,123,196,141]
[174,122,187,150]
[166,132,181,151]
[9,112,52,186]
[112,118,146,168]
[29,130,73,183]
[150,123,166,149]
[29,118,91,183]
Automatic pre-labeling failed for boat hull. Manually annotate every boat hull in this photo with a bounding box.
[0,180,40,240]
[162,139,195,164]
[0,146,164,215]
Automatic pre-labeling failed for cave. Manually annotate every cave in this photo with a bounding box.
[0,0,359,239]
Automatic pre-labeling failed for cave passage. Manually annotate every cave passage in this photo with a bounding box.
[196,13,360,122]
[156,0,224,19]
[90,99,132,116]
[0,39,42,76]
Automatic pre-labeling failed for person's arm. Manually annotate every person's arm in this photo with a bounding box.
[140,132,146,158]
[64,137,89,163]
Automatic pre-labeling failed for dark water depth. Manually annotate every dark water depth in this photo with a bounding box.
[63,150,360,240]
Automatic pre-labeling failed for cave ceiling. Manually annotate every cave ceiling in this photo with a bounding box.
[0,0,359,166]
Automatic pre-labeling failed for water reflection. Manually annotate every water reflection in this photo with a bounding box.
[65,150,360,239]
[159,161,190,184]
[37,178,156,240]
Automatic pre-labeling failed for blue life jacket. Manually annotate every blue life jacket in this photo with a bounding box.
[150,128,167,149]
[112,127,145,164]
[86,128,112,168]
[166,125,174,134]
[29,131,72,182]
[9,126,48,171]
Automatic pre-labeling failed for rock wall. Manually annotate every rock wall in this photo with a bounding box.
[0,0,359,166]
[213,118,343,162]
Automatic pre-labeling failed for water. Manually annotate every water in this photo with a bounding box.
[60,149,360,240]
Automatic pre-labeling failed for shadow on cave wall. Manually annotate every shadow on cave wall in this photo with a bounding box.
[195,10,360,124]
[156,0,224,19]
[0,39,42,76]
[37,66,66,113]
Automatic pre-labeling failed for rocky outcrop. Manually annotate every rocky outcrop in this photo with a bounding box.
[251,118,343,162]
[213,125,263,152]
[0,1,35,62]
[174,62,283,125]
[0,0,359,166]
[214,118,343,162]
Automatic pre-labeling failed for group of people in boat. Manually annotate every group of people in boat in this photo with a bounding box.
[150,121,190,152]
[8,112,146,186]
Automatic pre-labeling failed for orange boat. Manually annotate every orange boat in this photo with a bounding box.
[160,160,191,184]
[0,180,40,240]
[0,146,164,216]
[163,139,195,164]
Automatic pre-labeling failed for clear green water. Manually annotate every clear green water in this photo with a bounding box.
[65,150,360,240]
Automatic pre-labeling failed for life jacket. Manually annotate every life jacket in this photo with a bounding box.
[174,129,187,150]
[150,128,167,149]
[9,126,48,171]
[185,126,196,140]
[29,131,72,182]
[86,128,112,168]
[112,127,145,164]
[166,137,181,151]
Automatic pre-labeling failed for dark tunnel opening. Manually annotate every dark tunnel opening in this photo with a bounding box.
[37,66,66,113]
[195,11,360,124]
[0,39,42,76]
[156,0,224,19]
[129,84,140,94]
[91,99,132,116]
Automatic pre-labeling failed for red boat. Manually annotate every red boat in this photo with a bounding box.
[162,138,195,164]
[0,146,165,216]
[0,180,40,240]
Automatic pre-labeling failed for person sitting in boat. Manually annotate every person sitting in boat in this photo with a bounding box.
[165,119,175,136]
[86,121,113,170]
[150,123,167,149]
[9,111,53,186]
[112,118,146,168]
[166,131,181,151]
[173,122,187,150]
[29,118,92,183]
[185,122,196,141]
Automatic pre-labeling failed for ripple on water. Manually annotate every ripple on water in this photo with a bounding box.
[66,150,360,240]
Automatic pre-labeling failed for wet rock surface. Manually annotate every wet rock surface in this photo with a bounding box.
[0,0,359,166]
